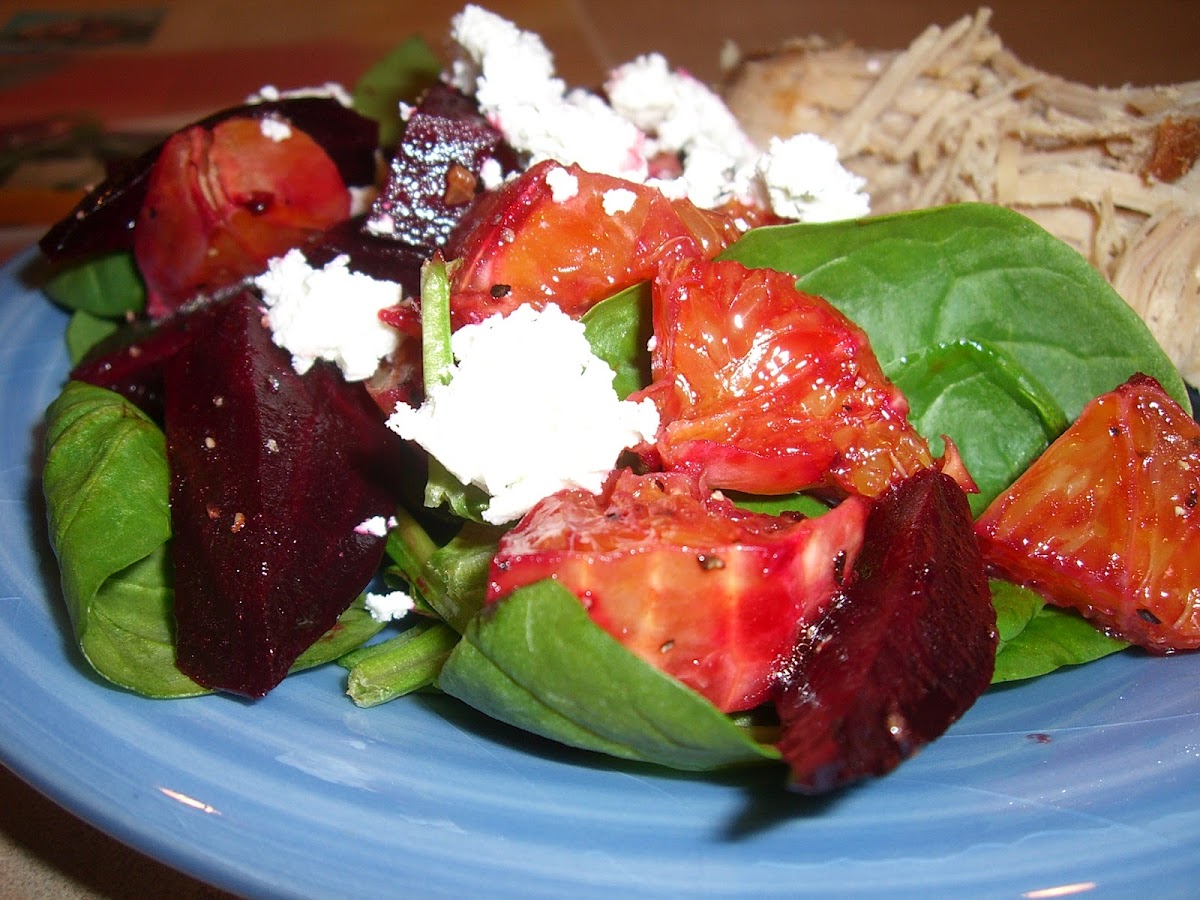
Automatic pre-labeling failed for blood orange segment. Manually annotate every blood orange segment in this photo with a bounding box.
[487,468,870,713]
[135,117,351,317]
[976,373,1200,651]
[443,160,743,327]
[636,256,942,499]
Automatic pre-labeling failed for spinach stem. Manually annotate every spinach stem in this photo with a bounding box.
[344,621,459,707]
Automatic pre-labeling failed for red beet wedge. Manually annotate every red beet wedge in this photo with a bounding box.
[368,82,519,251]
[70,303,213,423]
[774,469,997,793]
[162,289,406,697]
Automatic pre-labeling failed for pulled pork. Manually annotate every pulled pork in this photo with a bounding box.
[722,8,1200,385]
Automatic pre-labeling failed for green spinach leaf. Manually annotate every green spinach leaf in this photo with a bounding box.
[414,257,496,522]
[44,381,383,696]
[384,504,499,633]
[582,282,653,399]
[891,339,1068,514]
[44,251,145,318]
[438,579,779,771]
[723,491,832,518]
[991,580,1128,683]
[42,381,202,696]
[722,204,1188,417]
[292,596,388,672]
[65,309,120,364]
[351,34,443,149]
[425,522,501,632]
[341,620,459,707]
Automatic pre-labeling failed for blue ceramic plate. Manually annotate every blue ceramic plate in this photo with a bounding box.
[1,249,1198,898]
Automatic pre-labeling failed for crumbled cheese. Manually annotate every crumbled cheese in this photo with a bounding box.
[259,115,293,142]
[545,164,579,202]
[755,134,871,222]
[353,515,396,537]
[248,82,354,107]
[364,589,416,623]
[449,5,648,181]
[348,185,377,216]
[671,142,753,210]
[607,53,753,161]
[448,6,869,222]
[385,303,660,525]
[364,214,395,238]
[602,187,637,215]
[478,157,506,190]
[606,52,758,209]
[449,5,562,110]
[254,250,403,382]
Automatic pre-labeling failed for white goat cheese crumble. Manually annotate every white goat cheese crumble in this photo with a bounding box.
[385,303,660,525]
[354,515,397,538]
[602,187,637,215]
[448,5,868,222]
[449,5,648,182]
[545,165,579,202]
[364,589,416,623]
[756,135,870,222]
[254,250,403,382]
[258,115,292,142]
[247,82,354,107]
[607,52,755,161]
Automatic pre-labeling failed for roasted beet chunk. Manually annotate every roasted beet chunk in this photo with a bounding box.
[164,289,406,697]
[774,469,997,794]
[368,82,519,249]
[69,304,212,422]
[302,215,427,300]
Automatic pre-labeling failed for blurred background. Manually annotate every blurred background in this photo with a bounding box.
[2,0,1197,257]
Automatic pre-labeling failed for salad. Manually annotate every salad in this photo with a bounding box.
[34,5,1199,794]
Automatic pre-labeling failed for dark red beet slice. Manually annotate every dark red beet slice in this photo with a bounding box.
[368,82,520,250]
[70,308,202,423]
[302,215,427,300]
[163,289,405,697]
[68,285,253,421]
[40,97,378,264]
[774,469,997,794]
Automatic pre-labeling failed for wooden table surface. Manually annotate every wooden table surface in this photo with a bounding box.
[1,1,1196,897]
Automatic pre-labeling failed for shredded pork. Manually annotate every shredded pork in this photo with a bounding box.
[722,8,1200,385]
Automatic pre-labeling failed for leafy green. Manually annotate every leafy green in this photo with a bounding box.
[412,257,495,522]
[341,621,459,707]
[722,203,1187,678]
[291,597,388,672]
[424,522,501,632]
[420,256,456,391]
[723,491,832,518]
[425,457,493,523]
[382,503,441,601]
[351,34,443,149]
[42,381,202,696]
[43,381,386,696]
[891,339,1068,514]
[722,204,1189,416]
[44,251,145,318]
[991,580,1128,683]
[65,309,120,364]
[383,505,498,634]
[44,252,144,362]
[582,282,653,399]
[438,579,779,771]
